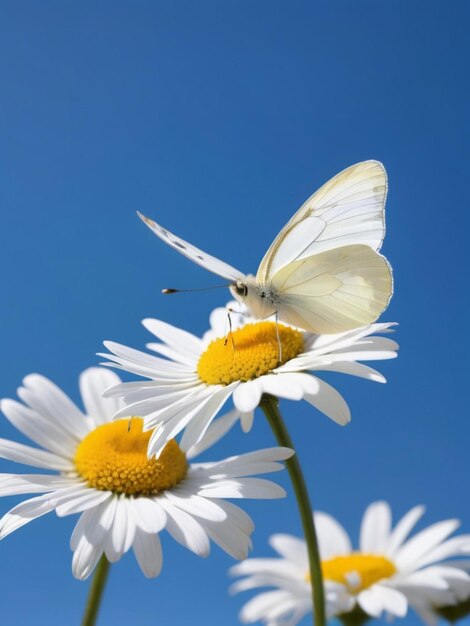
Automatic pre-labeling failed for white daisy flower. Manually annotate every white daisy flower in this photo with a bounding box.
[230,532,352,626]
[230,501,470,624]
[100,301,398,458]
[0,367,293,580]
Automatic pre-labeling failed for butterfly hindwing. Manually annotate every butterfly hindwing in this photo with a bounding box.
[271,244,393,334]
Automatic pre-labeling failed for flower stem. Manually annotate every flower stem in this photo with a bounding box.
[339,607,371,626]
[81,556,110,626]
[260,394,326,626]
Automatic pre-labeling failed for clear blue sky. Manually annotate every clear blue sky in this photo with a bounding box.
[0,1,468,624]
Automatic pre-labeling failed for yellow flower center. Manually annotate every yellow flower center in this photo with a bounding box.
[197,322,304,385]
[74,418,187,496]
[320,554,397,592]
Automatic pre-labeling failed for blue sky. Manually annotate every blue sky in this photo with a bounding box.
[0,1,468,624]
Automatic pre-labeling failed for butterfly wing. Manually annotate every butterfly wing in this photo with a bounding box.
[257,161,387,282]
[138,212,244,282]
[271,244,393,334]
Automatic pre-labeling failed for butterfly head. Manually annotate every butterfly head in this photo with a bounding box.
[230,276,277,320]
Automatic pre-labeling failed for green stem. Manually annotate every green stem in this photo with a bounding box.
[338,606,371,626]
[81,556,111,626]
[260,394,326,626]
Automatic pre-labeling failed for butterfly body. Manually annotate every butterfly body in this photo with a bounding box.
[138,160,393,335]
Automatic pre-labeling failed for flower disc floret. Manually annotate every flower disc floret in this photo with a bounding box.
[74,417,187,496]
[197,322,304,385]
[321,554,396,592]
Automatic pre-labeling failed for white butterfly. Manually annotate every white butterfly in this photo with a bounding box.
[138,160,393,334]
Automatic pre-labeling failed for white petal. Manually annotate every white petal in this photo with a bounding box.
[197,477,286,499]
[72,533,103,580]
[186,410,240,459]
[374,585,407,616]
[411,535,470,569]
[102,340,185,370]
[198,516,252,560]
[70,499,114,550]
[360,501,392,553]
[132,528,163,577]
[395,519,460,570]
[20,374,89,438]
[198,460,286,478]
[142,318,203,359]
[204,446,294,477]
[303,377,351,425]
[163,492,227,521]
[240,412,254,432]
[314,511,352,558]
[212,499,254,534]
[0,493,55,539]
[99,359,193,381]
[158,499,210,556]
[112,386,199,420]
[316,361,387,383]
[258,374,305,401]
[0,473,73,496]
[357,586,385,617]
[100,341,190,379]
[145,389,216,457]
[230,558,303,580]
[53,487,112,516]
[103,378,197,399]
[398,568,450,589]
[179,384,237,452]
[269,534,308,570]
[305,323,395,355]
[0,438,72,471]
[233,380,262,413]
[146,342,198,368]
[0,399,78,457]
[239,589,298,623]
[107,498,135,558]
[130,497,167,534]
[385,505,425,557]
[230,573,299,594]
[79,368,123,425]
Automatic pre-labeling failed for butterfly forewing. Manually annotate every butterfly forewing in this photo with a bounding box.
[256,160,387,283]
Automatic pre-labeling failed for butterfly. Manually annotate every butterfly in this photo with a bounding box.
[138,160,393,335]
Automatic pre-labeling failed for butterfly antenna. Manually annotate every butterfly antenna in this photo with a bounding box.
[162,283,233,294]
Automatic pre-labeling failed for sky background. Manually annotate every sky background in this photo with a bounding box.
[0,1,468,624]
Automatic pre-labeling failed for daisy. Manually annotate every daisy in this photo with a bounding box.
[230,531,351,626]
[230,501,470,624]
[0,367,293,580]
[100,301,398,458]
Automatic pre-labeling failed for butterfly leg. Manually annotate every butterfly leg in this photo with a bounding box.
[224,311,236,351]
[275,311,282,365]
